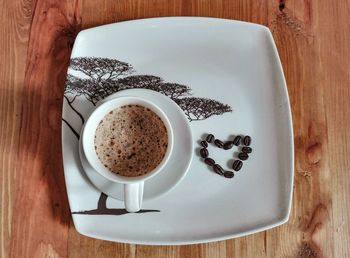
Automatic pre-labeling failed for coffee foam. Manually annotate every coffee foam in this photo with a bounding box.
[94,105,168,177]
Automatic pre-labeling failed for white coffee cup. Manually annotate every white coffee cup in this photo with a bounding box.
[81,96,174,212]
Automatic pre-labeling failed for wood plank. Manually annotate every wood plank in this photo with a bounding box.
[0,0,32,257]
[318,1,350,256]
[1,0,350,257]
[8,0,81,257]
[267,0,349,257]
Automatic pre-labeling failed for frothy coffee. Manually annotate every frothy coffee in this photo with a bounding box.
[94,105,168,177]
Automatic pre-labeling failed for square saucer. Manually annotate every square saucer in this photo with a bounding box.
[62,17,294,244]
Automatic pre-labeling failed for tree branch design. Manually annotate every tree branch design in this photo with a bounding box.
[64,95,85,124]
[62,118,80,140]
[69,57,133,81]
[174,97,232,121]
[63,57,232,215]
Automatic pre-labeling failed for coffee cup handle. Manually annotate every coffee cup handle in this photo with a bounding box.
[124,182,144,212]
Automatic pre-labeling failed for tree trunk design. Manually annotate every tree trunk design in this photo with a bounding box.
[72,193,160,215]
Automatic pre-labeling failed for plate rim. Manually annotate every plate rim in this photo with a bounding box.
[75,215,289,245]
[74,16,270,40]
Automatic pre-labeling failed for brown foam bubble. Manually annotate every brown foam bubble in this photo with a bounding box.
[94,105,168,177]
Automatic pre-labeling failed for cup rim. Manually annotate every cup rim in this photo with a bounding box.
[81,95,174,184]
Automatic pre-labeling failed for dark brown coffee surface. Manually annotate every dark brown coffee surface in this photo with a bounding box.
[94,105,168,177]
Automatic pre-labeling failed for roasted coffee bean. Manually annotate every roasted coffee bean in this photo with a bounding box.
[241,146,252,153]
[243,136,251,146]
[224,171,235,178]
[200,140,208,148]
[223,141,234,150]
[214,139,224,148]
[204,157,215,166]
[200,148,209,158]
[238,152,249,160]
[206,134,214,143]
[233,136,241,146]
[213,164,224,175]
[232,160,243,171]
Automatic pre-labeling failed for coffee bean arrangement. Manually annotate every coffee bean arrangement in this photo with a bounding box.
[200,134,253,179]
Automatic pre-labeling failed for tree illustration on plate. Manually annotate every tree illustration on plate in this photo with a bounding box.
[63,57,232,215]
[64,57,232,124]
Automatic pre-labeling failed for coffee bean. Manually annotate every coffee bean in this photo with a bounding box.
[243,136,251,146]
[206,134,214,143]
[233,136,241,146]
[232,160,243,171]
[224,171,235,178]
[223,141,234,150]
[214,139,224,148]
[200,140,208,148]
[213,164,224,175]
[238,152,249,160]
[241,146,252,153]
[200,148,209,158]
[204,157,215,166]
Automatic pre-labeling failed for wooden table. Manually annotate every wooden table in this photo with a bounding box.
[1,0,349,257]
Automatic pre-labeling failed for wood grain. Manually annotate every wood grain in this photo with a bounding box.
[0,0,32,257]
[1,0,349,257]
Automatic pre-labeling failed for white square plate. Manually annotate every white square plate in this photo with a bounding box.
[62,17,294,244]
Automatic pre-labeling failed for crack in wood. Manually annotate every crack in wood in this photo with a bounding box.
[279,0,286,11]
